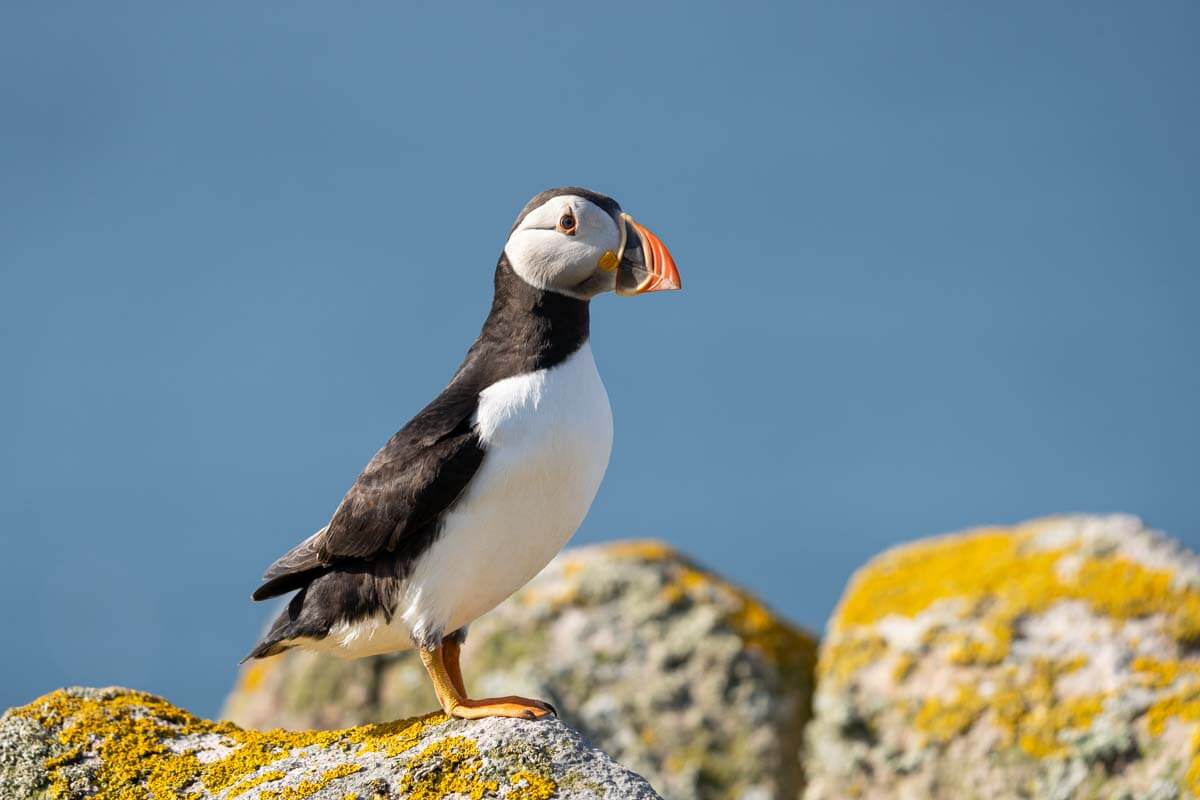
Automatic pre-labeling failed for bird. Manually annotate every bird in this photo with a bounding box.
[244,187,681,720]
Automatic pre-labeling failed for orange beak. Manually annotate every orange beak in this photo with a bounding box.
[615,213,682,296]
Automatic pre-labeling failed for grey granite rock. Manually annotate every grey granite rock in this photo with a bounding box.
[804,514,1200,800]
[2,685,661,799]
[224,540,817,800]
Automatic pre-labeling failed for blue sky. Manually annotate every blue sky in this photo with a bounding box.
[2,2,1197,717]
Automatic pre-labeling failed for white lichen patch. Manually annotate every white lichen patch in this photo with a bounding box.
[875,609,942,653]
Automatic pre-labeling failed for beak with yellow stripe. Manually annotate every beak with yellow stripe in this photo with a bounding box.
[600,213,682,296]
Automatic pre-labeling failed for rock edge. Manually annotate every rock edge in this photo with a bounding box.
[1,686,662,800]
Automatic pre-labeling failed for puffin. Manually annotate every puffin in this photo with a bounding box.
[244,187,681,720]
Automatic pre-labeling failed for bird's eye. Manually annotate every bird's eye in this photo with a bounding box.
[557,211,577,234]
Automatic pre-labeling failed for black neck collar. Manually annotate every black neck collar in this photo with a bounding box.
[458,255,590,385]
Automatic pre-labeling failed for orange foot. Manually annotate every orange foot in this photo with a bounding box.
[448,696,557,720]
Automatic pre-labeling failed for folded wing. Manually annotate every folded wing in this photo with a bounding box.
[251,382,486,601]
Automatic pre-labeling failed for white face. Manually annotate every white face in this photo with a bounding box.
[504,195,622,298]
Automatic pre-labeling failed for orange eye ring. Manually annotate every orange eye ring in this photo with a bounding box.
[556,211,577,235]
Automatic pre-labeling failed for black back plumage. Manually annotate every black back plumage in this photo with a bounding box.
[244,253,591,657]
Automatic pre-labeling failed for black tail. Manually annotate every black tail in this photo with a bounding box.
[251,566,327,602]
[241,587,316,663]
[251,527,329,601]
[240,638,293,663]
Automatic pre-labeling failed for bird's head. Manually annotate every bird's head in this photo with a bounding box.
[504,187,681,300]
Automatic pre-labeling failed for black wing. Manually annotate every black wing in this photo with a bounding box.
[251,380,486,601]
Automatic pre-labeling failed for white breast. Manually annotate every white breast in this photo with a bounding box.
[393,342,613,647]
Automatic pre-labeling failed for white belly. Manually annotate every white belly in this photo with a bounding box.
[318,343,613,656]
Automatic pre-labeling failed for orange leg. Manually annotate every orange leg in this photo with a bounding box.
[442,635,468,697]
[419,643,555,721]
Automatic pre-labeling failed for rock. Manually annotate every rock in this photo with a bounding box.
[804,514,1200,800]
[224,540,817,800]
[1,686,661,799]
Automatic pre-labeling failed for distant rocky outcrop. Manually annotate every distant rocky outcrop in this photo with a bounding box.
[804,514,1200,800]
[224,540,818,800]
[1,686,660,799]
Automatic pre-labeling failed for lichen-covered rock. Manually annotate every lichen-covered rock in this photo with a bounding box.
[224,540,817,800]
[1,686,661,799]
[804,514,1200,800]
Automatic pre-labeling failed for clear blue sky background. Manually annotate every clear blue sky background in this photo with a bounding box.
[2,2,1197,717]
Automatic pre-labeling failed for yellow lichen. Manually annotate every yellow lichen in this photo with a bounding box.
[1144,684,1200,738]
[831,521,1200,676]
[227,768,286,797]
[1140,676,1200,793]
[650,556,816,676]
[805,517,1200,800]
[1013,695,1104,758]
[509,769,558,800]
[29,690,209,799]
[829,518,1200,772]
[818,636,887,686]
[724,582,817,675]
[1131,655,1200,788]
[943,616,1013,666]
[395,737,497,800]
[987,661,1103,758]
[259,764,363,800]
[600,539,678,562]
[912,662,1105,758]
[1187,728,1200,796]
[891,652,916,683]
[833,523,1200,650]
[913,684,985,744]
[558,539,816,678]
[12,688,548,800]
[1133,656,1200,690]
